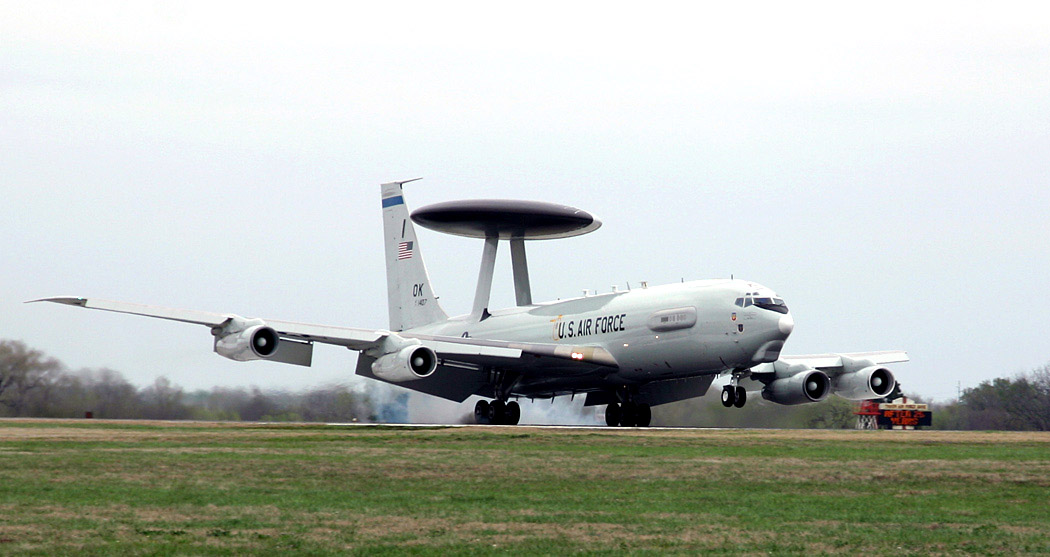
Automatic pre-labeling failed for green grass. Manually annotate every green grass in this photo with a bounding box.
[1,421,1048,554]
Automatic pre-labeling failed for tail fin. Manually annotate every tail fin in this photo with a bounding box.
[381,180,449,331]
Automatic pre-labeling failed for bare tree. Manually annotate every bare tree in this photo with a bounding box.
[0,340,63,416]
[79,368,143,418]
[140,376,190,420]
[300,385,361,422]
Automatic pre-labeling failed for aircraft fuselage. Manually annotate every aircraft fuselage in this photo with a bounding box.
[409,278,793,392]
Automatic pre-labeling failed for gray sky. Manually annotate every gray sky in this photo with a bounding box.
[3,2,1049,403]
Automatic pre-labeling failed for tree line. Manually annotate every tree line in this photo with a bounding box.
[931,364,1050,431]
[2,339,1048,429]
[654,364,1050,430]
[0,339,398,422]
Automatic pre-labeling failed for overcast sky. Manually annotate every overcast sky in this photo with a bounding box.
[3,2,1048,406]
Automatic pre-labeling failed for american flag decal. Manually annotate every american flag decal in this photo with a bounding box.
[398,241,414,260]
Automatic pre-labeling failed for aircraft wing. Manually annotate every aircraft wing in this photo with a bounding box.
[781,351,909,367]
[778,351,909,374]
[353,334,618,403]
[31,297,385,349]
[29,297,616,370]
[403,333,618,368]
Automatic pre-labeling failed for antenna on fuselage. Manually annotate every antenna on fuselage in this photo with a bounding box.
[409,198,602,323]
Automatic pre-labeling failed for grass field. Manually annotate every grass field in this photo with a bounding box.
[1,420,1048,555]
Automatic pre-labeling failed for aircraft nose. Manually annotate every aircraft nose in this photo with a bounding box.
[778,313,794,336]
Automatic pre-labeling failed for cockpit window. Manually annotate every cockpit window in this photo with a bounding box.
[754,297,789,314]
[734,298,744,307]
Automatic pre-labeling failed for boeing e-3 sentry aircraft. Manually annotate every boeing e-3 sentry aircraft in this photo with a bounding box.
[33,180,907,426]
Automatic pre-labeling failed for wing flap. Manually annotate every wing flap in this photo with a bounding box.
[355,354,486,403]
[422,340,522,361]
[267,338,314,367]
[406,333,618,368]
[265,319,384,350]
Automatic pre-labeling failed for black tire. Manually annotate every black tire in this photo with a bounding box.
[505,401,521,425]
[636,404,652,427]
[721,386,736,408]
[488,400,506,424]
[733,386,747,408]
[620,403,637,427]
[605,403,621,427]
[474,400,491,424]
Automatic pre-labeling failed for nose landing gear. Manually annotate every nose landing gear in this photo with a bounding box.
[720,384,747,408]
[720,369,750,408]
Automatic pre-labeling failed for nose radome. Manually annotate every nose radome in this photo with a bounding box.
[778,313,794,336]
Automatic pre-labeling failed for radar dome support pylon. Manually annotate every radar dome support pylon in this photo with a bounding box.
[472,235,499,321]
[510,238,531,306]
[410,198,601,323]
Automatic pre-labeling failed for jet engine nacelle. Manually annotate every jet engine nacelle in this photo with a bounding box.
[831,357,896,400]
[214,321,280,362]
[761,366,831,405]
[371,343,438,383]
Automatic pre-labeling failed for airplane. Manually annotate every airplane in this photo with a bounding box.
[31,179,907,426]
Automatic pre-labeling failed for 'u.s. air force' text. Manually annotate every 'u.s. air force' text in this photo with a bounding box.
[553,314,627,340]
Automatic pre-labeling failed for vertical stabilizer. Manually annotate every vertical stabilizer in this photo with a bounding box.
[381,180,449,331]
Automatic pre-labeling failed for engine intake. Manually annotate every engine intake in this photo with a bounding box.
[832,364,896,400]
[762,368,831,405]
[215,323,280,361]
[371,344,437,383]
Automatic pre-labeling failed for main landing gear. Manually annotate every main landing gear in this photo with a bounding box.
[721,385,747,408]
[474,399,521,425]
[605,402,652,427]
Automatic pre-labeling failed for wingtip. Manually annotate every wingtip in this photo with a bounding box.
[25,296,88,307]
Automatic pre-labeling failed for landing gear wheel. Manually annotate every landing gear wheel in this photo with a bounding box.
[733,386,747,408]
[620,403,637,427]
[721,386,736,408]
[636,404,652,427]
[474,400,491,424]
[505,401,521,425]
[488,400,506,424]
[606,403,621,427]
